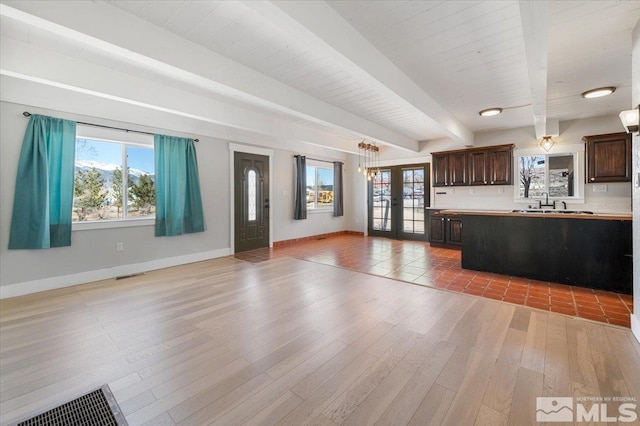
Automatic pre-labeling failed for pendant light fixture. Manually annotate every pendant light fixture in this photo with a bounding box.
[539,136,556,152]
[358,141,380,181]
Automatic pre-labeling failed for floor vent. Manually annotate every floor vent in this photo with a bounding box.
[115,272,144,280]
[14,385,127,426]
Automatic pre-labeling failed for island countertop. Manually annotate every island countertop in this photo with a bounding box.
[456,211,633,293]
[436,209,631,221]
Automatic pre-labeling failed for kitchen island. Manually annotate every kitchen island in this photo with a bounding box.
[441,209,632,294]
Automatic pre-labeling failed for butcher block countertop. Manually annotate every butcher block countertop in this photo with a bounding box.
[436,209,632,221]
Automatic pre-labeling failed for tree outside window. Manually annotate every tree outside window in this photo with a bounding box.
[73,139,155,221]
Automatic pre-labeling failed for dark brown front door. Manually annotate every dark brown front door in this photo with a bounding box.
[234,152,269,253]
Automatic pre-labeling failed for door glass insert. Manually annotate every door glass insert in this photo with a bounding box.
[402,168,425,234]
[247,169,257,221]
[372,170,391,231]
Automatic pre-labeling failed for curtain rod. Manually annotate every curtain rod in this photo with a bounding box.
[295,155,336,164]
[23,111,199,142]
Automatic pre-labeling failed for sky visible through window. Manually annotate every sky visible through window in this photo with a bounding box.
[76,138,154,173]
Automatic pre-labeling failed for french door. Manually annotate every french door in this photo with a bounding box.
[368,163,430,240]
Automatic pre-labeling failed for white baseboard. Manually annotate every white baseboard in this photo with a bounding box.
[632,313,640,345]
[0,248,231,299]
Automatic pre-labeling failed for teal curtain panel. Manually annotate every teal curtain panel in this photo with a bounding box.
[154,135,205,236]
[9,114,76,249]
[293,155,307,220]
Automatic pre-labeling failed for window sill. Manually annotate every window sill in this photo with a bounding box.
[72,218,155,231]
[514,198,584,205]
[307,208,334,215]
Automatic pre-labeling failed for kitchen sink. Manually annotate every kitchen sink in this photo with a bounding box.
[511,209,594,215]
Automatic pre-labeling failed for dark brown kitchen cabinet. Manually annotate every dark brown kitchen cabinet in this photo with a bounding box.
[432,153,449,187]
[446,216,463,246]
[468,150,488,185]
[428,209,462,249]
[432,151,467,187]
[583,132,632,183]
[429,214,446,244]
[449,152,468,186]
[488,145,513,185]
[433,144,513,187]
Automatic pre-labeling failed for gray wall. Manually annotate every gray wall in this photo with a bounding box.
[0,102,230,288]
[631,19,639,341]
[271,149,363,242]
[0,101,364,293]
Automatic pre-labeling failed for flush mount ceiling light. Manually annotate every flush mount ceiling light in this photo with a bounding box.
[479,108,503,117]
[539,136,556,152]
[619,106,639,134]
[581,86,616,99]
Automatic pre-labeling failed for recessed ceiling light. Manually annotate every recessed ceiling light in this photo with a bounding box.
[581,87,616,99]
[479,108,503,117]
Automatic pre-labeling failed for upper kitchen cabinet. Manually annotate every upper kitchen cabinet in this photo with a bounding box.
[583,132,632,183]
[449,152,468,186]
[432,151,467,186]
[433,144,513,187]
[468,150,488,185]
[488,145,513,185]
[432,153,449,186]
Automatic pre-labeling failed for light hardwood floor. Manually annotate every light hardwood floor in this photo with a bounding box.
[1,256,638,425]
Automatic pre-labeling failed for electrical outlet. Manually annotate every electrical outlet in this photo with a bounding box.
[498,187,504,194]
[593,184,608,193]
[469,188,474,194]
[116,242,124,252]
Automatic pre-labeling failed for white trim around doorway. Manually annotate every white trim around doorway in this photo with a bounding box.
[229,143,274,254]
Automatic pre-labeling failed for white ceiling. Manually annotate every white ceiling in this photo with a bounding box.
[0,0,638,155]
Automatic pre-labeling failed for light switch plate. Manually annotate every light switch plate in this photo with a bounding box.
[593,184,608,192]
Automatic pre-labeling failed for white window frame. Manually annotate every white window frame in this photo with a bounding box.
[72,125,155,231]
[513,143,585,204]
[306,160,334,213]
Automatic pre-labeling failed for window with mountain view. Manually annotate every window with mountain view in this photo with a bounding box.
[73,138,155,222]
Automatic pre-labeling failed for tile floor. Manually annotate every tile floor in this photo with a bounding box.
[235,234,634,327]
